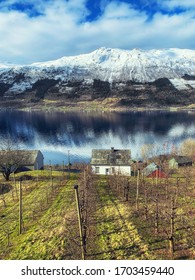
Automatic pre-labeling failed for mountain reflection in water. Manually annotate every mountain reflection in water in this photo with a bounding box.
[0,110,195,164]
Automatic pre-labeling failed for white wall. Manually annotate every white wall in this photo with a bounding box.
[34,151,44,170]
[92,165,131,176]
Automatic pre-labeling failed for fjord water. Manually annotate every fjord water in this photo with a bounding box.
[0,110,195,165]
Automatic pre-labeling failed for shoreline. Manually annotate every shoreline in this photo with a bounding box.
[0,98,195,113]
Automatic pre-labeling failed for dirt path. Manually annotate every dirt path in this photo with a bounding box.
[86,177,151,260]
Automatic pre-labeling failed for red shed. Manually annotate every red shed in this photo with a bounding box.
[142,162,167,178]
[146,168,167,178]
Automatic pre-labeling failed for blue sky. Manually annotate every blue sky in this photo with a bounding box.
[0,0,195,64]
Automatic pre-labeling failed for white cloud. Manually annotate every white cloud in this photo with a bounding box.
[0,0,195,64]
[0,1,88,63]
[101,1,136,19]
[158,0,195,9]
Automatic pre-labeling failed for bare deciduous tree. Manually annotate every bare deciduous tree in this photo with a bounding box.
[141,144,156,164]
[0,136,28,181]
[180,138,195,161]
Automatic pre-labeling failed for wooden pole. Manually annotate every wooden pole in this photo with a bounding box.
[50,165,53,192]
[62,160,65,179]
[19,179,23,234]
[74,185,85,260]
[155,194,159,234]
[144,185,148,220]
[169,197,175,259]
[156,167,158,187]
[136,169,140,210]
[68,150,70,179]
[50,165,52,180]
[36,162,39,183]
[14,172,18,198]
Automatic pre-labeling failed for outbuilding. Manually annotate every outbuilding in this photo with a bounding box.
[142,162,167,178]
[169,156,192,169]
[21,150,44,170]
[0,150,44,171]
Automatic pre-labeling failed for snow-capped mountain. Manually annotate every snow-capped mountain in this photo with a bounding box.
[0,47,195,106]
[31,47,195,82]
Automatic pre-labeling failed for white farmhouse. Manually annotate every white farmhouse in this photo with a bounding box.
[90,147,131,176]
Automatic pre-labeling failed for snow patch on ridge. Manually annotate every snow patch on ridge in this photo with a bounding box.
[28,47,195,83]
[0,47,195,93]
[170,78,195,90]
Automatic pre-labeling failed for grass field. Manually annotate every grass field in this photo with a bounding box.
[0,168,194,260]
[0,170,81,259]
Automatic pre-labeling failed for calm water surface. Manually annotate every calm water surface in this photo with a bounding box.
[0,110,195,164]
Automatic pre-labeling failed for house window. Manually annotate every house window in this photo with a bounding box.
[95,167,100,174]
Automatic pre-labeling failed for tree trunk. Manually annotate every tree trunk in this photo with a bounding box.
[3,172,10,181]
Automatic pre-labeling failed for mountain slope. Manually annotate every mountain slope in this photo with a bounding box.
[31,47,195,82]
[0,47,195,109]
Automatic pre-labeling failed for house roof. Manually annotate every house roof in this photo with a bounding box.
[170,155,192,164]
[151,154,172,162]
[91,148,131,166]
[142,162,159,177]
[0,150,42,166]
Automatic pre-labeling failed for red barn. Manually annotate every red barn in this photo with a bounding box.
[142,162,167,178]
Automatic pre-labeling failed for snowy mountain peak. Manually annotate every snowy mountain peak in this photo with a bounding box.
[27,47,195,82]
[0,47,195,107]
[0,47,195,94]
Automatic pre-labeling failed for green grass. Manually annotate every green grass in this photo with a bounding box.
[100,172,195,260]
[125,176,195,259]
[0,170,80,260]
[91,179,152,260]
[0,169,194,260]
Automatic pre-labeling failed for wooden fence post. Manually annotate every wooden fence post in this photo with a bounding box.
[74,185,85,260]
[68,150,70,179]
[19,179,23,234]
[136,169,140,211]
[169,197,175,259]
[155,193,159,234]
